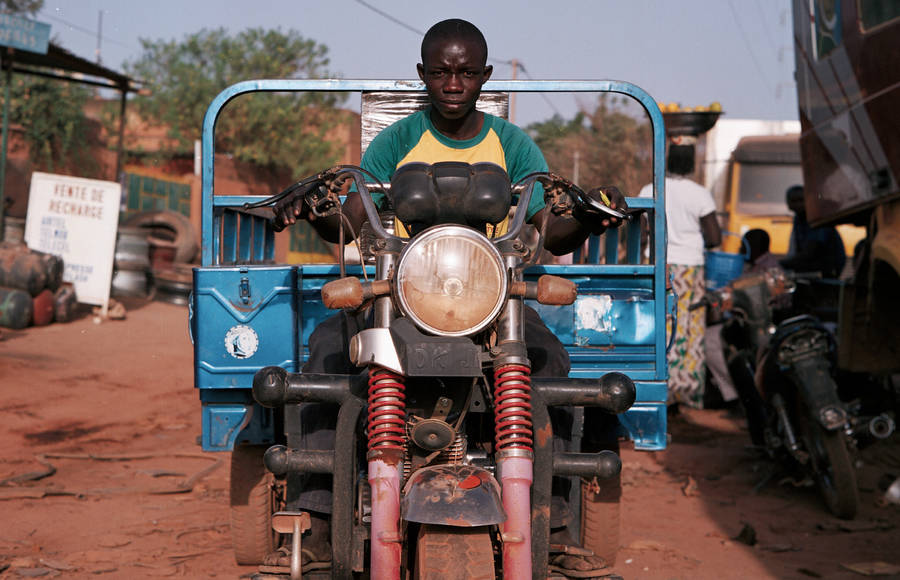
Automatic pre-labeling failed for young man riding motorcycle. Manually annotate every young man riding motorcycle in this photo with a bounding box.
[272,18,628,575]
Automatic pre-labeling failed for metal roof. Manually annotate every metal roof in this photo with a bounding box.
[3,41,140,92]
[732,134,801,164]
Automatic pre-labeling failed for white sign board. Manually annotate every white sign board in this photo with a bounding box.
[24,172,121,307]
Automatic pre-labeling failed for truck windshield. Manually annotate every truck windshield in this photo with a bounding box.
[737,163,803,215]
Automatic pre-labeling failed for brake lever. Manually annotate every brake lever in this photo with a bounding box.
[305,182,341,218]
[573,185,632,221]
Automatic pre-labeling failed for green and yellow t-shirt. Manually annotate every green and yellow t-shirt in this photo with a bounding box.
[362,108,548,236]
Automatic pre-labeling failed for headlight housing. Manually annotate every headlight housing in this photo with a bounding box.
[395,225,507,337]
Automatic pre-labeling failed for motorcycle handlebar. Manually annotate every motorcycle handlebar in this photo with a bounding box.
[255,165,626,241]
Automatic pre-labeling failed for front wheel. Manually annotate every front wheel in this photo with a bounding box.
[801,413,859,519]
[230,445,280,564]
[413,525,496,580]
[580,473,621,566]
[580,415,621,566]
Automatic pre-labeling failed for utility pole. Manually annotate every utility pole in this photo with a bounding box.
[95,10,103,65]
[572,150,580,184]
[509,59,517,124]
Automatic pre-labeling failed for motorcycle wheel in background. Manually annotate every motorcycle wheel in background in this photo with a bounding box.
[796,399,859,519]
[413,525,496,580]
[230,445,282,564]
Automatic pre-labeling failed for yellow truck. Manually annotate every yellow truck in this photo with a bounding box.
[719,133,865,256]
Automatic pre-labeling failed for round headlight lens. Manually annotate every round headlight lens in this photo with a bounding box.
[396,225,507,336]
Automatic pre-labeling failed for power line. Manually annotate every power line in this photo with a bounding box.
[753,0,778,53]
[41,12,135,50]
[351,0,561,117]
[728,0,773,94]
[353,0,425,37]
[352,0,511,67]
[515,61,562,117]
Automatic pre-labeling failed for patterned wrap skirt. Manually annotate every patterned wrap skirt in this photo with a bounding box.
[667,264,706,408]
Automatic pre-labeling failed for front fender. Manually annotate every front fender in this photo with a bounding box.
[401,464,506,527]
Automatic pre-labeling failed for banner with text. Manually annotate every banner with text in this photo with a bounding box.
[24,172,121,306]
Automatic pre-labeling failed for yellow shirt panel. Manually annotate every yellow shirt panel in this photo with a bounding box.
[393,129,510,238]
[397,129,507,170]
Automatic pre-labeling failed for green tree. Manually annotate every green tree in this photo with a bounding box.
[0,0,94,175]
[528,95,652,196]
[126,28,347,178]
[0,0,43,15]
[6,76,93,173]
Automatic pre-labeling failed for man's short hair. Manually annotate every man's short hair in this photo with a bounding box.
[421,19,488,66]
[667,144,695,176]
[743,228,770,261]
[786,184,804,204]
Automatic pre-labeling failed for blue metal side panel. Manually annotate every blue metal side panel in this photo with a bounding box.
[193,265,300,390]
[618,403,668,450]
[201,401,280,451]
[202,404,251,451]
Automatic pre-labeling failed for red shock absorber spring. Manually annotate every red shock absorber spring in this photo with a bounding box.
[367,366,407,452]
[494,364,533,452]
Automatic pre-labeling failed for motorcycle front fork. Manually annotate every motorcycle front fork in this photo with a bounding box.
[770,393,809,464]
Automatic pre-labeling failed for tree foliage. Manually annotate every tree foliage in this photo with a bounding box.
[0,1,98,175]
[528,95,652,195]
[2,73,94,174]
[0,0,42,15]
[126,28,347,178]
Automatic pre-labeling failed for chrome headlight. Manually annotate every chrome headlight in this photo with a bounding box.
[395,225,507,337]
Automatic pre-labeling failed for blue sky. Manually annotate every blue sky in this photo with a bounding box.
[36,0,798,126]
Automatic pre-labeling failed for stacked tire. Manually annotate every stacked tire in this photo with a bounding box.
[120,210,197,306]
[111,226,151,299]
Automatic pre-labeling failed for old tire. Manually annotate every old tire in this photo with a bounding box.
[803,415,859,519]
[414,525,495,580]
[122,210,198,264]
[230,445,277,565]
[580,473,621,566]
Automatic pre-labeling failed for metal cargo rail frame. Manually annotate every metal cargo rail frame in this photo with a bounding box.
[196,79,669,452]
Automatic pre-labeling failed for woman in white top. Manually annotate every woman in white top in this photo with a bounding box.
[640,143,721,409]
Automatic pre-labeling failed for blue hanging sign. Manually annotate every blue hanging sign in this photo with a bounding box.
[0,14,50,55]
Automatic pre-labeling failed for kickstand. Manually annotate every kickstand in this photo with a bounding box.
[752,463,778,495]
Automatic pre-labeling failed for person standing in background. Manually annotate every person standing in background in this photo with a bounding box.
[640,143,721,409]
[781,184,846,278]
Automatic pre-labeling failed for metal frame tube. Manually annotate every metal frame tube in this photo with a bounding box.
[368,457,402,579]
[532,373,636,412]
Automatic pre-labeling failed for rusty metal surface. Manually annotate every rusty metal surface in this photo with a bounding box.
[401,464,505,527]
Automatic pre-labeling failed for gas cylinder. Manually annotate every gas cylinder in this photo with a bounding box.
[0,243,50,296]
[0,242,64,291]
[0,286,34,329]
[53,283,78,323]
[35,250,63,292]
[32,289,55,326]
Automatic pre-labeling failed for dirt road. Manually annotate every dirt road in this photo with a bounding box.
[1,299,898,579]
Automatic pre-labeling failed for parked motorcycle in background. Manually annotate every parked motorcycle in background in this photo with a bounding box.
[695,269,896,519]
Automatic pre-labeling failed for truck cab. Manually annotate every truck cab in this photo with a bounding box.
[720,134,865,256]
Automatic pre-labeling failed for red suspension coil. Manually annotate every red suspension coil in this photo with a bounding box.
[494,363,533,452]
[367,366,407,452]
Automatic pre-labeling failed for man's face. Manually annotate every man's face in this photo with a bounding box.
[787,191,806,215]
[417,38,492,121]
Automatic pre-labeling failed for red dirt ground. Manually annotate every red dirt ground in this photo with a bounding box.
[1,298,898,579]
